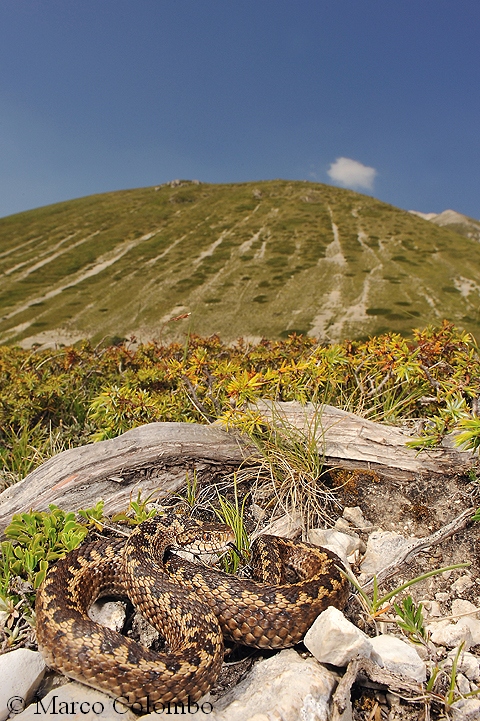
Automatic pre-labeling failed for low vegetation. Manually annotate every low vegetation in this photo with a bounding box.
[2,180,480,346]
[1,320,479,490]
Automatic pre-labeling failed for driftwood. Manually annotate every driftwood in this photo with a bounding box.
[251,400,474,481]
[0,401,474,533]
[0,423,247,533]
[331,656,425,721]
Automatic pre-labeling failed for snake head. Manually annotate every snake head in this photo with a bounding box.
[176,522,236,555]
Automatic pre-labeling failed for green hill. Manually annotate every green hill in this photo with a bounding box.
[1,179,480,346]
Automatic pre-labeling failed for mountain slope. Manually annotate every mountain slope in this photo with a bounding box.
[1,180,480,346]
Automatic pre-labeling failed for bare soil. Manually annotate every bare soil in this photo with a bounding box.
[335,467,480,720]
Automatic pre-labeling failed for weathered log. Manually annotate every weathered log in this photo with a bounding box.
[0,402,473,533]
[251,400,473,480]
[0,422,248,533]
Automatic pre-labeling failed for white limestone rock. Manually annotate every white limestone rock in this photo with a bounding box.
[0,648,46,721]
[88,599,126,632]
[334,517,354,534]
[254,512,303,539]
[307,528,361,566]
[457,617,480,647]
[451,599,479,617]
[16,682,136,720]
[450,697,480,720]
[211,649,342,721]
[131,611,161,647]
[304,606,376,667]
[445,649,480,682]
[420,599,442,618]
[428,619,473,650]
[451,599,480,646]
[369,635,426,682]
[451,574,475,595]
[342,506,373,531]
[455,672,472,696]
[360,531,414,576]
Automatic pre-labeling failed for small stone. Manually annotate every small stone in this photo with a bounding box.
[450,600,480,645]
[420,599,442,618]
[450,697,480,720]
[369,635,426,682]
[435,592,450,602]
[451,599,479,618]
[334,517,352,533]
[360,531,414,576]
[131,611,161,647]
[250,503,266,521]
[255,512,302,539]
[88,599,126,632]
[0,648,46,721]
[451,574,475,595]
[386,692,401,708]
[406,640,428,660]
[428,620,473,650]
[342,506,373,530]
[304,607,375,667]
[333,519,367,552]
[307,528,361,566]
[455,672,472,696]
[457,618,480,647]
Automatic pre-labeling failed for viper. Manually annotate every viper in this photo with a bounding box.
[35,514,349,708]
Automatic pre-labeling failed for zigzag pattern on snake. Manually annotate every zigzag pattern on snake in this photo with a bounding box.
[35,515,349,709]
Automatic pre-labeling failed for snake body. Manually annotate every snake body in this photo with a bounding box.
[36,515,349,709]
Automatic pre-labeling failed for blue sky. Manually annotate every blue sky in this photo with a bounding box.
[1,1,479,219]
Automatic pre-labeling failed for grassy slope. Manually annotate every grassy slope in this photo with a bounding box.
[1,179,480,345]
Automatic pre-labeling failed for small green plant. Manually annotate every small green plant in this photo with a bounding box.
[445,642,465,710]
[184,471,199,508]
[77,499,106,531]
[394,595,429,645]
[0,504,93,649]
[407,393,470,450]
[1,505,90,591]
[454,416,480,454]
[425,642,480,715]
[0,423,69,484]
[347,563,470,618]
[111,490,158,525]
[212,475,250,573]
[88,384,163,441]
[1,617,29,649]
[467,467,478,483]
[172,470,200,509]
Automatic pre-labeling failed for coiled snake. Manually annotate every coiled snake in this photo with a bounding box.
[36,515,349,709]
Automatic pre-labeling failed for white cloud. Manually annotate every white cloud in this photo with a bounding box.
[327,157,377,190]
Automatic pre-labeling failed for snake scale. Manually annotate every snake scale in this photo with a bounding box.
[36,515,349,709]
